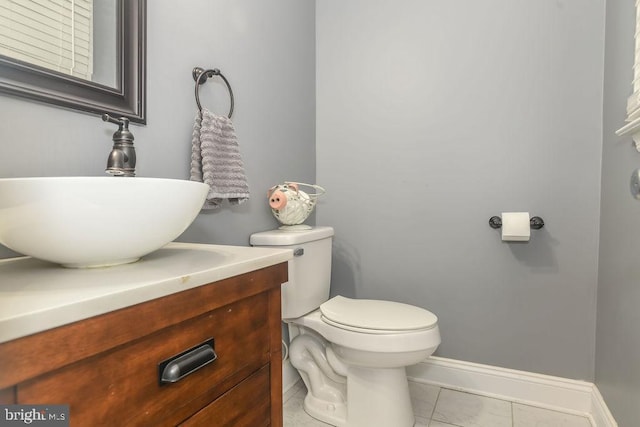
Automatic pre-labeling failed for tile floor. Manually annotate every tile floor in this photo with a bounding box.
[283,380,593,427]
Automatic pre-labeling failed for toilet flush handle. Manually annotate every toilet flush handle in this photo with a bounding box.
[293,248,304,257]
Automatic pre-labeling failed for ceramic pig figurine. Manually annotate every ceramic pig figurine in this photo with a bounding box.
[267,182,325,227]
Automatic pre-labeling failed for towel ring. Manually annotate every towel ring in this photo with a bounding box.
[192,67,234,118]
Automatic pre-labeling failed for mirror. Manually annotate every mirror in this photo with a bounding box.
[0,0,146,124]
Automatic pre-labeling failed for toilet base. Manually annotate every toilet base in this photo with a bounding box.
[287,317,436,427]
[345,366,415,427]
[303,391,348,426]
[303,365,415,427]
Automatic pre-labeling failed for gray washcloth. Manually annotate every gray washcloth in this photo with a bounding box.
[190,108,250,209]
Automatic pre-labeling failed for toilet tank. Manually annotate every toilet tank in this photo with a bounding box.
[250,226,334,319]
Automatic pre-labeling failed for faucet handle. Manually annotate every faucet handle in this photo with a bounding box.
[102,114,130,130]
[102,114,134,143]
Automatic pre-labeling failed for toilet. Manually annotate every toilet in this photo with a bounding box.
[250,226,441,427]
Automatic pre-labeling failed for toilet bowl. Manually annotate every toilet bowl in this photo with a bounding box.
[250,226,441,427]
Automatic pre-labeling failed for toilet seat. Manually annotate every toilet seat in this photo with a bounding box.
[292,296,440,354]
[293,308,440,354]
[320,296,438,334]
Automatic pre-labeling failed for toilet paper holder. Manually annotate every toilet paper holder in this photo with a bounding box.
[488,215,544,230]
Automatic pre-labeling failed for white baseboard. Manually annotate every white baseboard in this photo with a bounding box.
[590,385,618,427]
[406,356,617,427]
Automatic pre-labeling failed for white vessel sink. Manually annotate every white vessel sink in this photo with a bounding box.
[0,177,208,268]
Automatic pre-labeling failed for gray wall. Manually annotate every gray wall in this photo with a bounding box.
[0,0,316,258]
[316,0,605,381]
[597,0,640,424]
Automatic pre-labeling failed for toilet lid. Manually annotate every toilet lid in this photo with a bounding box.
[320,296,438,332]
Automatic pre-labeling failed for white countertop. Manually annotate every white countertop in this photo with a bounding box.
[0,242,292,344]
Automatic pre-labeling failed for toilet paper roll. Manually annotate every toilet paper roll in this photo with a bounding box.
[501,212,530,242]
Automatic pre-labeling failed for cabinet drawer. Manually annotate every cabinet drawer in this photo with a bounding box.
[180,365,270,427]
[17,293,270,427]
[0,387,14,404]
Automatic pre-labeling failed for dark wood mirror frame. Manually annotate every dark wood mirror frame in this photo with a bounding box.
[0,0,146,124]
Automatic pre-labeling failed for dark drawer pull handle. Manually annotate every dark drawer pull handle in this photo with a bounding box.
[158,338,217,385]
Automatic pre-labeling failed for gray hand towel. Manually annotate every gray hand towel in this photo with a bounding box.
[190,108,250,209]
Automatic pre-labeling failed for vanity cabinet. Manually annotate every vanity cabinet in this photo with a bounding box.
[0,263,287,426]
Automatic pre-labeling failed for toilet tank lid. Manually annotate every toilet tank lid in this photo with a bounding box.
[250,226,334,246]
[320,296,438,331]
